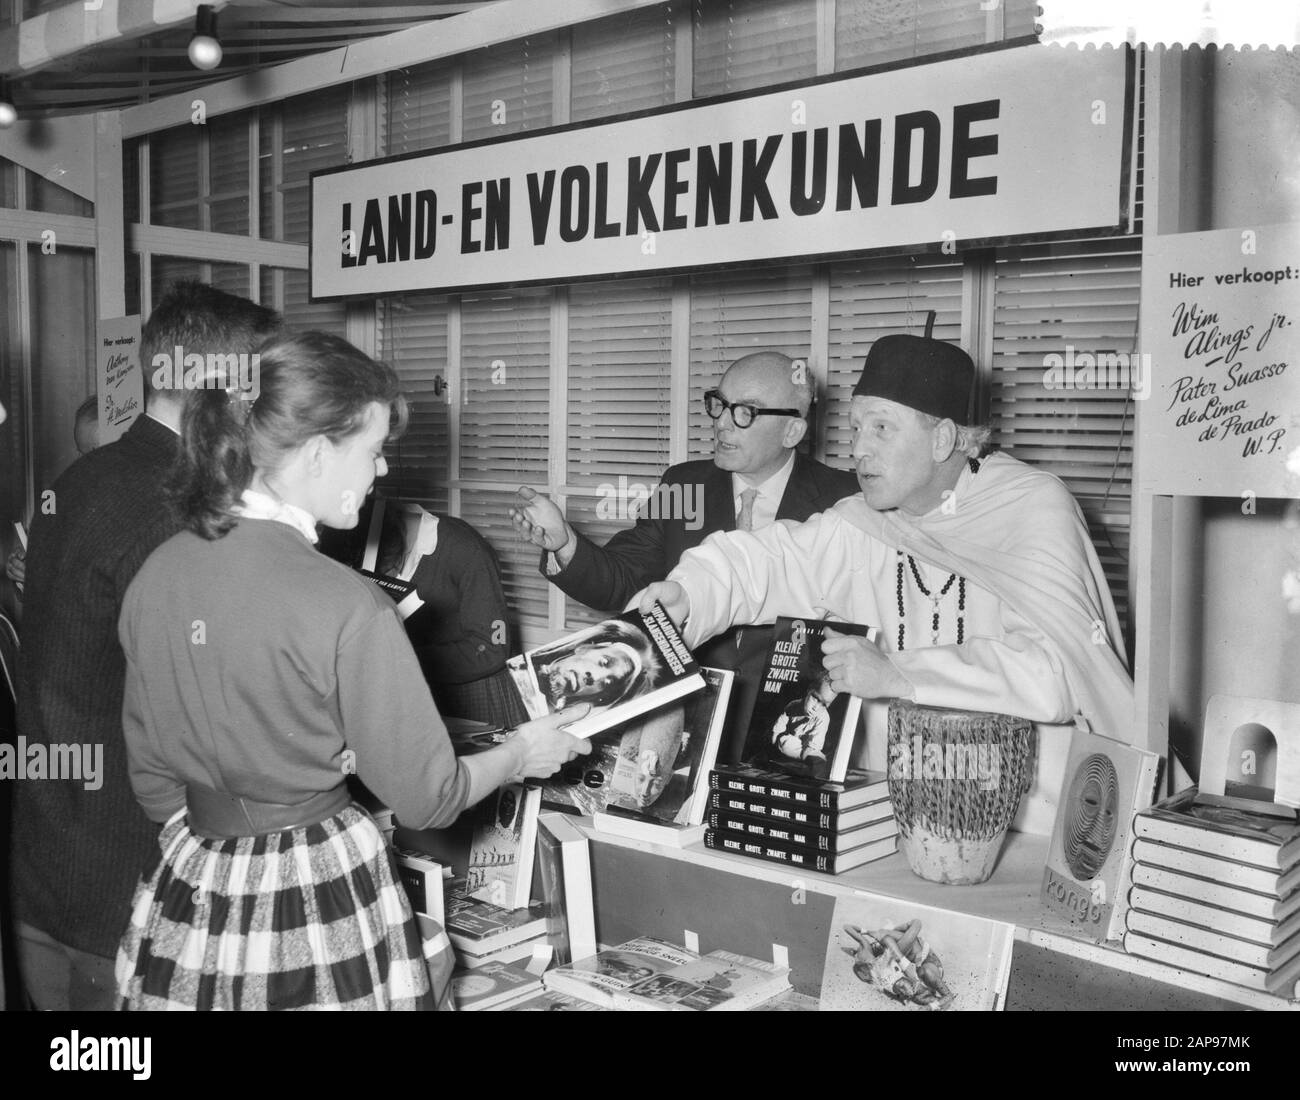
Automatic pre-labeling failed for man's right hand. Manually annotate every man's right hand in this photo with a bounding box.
[5,549,25,586]
[506,706,594,781]
[635,581,690,629]
[509,486,578,567]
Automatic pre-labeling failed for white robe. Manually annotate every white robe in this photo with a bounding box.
[666,454,1134,746]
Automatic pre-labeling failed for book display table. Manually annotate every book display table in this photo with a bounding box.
[578,823,1300,1011]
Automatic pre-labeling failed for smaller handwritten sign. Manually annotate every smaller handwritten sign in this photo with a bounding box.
[1139,224,1300,498]
[96,316,143,444]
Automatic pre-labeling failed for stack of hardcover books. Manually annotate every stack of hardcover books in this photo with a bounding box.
[703,763,896,874]
[1121,788,1300,996]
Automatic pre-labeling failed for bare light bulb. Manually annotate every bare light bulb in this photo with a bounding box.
[188,35,223,71]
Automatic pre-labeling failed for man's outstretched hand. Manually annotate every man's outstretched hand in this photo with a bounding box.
[509,486,577,566]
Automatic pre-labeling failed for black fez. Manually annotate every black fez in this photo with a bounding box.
[852,334,975,425]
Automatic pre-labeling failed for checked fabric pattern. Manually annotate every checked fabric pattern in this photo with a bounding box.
[116,805,453,1010]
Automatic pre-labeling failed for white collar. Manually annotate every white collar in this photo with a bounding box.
[732,448,797,501]
[234,488,319,544]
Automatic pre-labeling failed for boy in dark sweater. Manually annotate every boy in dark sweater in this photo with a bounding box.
[9,282,279,1010]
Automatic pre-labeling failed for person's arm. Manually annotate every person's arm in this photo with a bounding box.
[338,607,588,826]
[889,603,1075,723]
[655,511,855,647]
[119,601,185,823]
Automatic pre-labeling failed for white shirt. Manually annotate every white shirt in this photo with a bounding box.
[732,449,797,532]
[233,488,319,544]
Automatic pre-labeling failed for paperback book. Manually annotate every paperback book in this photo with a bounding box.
[1131,838,1300,898]
[818,892,1015,1012]
[535,812,597,965]
[612,949,790,1011]
[1039,727,1162,942]
[1122,931,1300,995]
[706,787,894,832]
[502,989,603,1011]
[1124,909,1300,971]
[709,764,890,811]
[443,890,547,956]
[545,667,731,838]
[541,937,699,1008]
[465,783,542,911]
[1133,788,1300,871]
[1129,862,1300,925]
[705,808,897,852]
[704,827,896,874]
[1127,885,1300,947]
[356,497,431,619]
[515,604,704,740]
[450,957,544,1011]
[742,617,875,782]
[455,934,550,970]
[393,848,446,922]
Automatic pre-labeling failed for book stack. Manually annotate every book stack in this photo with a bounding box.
[1121,788,1300,996]
[444,888,550,970]
[703,764,896,874]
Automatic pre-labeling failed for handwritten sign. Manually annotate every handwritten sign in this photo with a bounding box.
[1139,224,1300,498]
[96,316,143,444]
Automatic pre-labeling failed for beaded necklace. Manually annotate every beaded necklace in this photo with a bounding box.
[893,457,980,652]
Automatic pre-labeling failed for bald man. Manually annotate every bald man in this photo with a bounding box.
[511,351,858,759]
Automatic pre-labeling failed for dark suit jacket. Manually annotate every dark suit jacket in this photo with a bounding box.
[12,414,183,959]
[545,453,860,762]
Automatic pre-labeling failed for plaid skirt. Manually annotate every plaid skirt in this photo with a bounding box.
[432,667,529,729]
[116,804,454,1011]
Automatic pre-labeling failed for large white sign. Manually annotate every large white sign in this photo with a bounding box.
[1139,224,1300,498]
[310,45,1132,298]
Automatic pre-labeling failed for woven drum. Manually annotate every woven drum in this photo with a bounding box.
[887,701,1036,885]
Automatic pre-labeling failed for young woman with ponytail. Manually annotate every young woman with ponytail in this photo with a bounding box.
[114,331,589,1011]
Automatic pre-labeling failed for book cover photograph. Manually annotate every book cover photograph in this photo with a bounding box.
[743,617,874,783]
[520,604,704,739]
[465,783,541,911]
[539,667,732,824]
[541,937,699,1008]
[1040,728,1161,942]
[612,949,790,1011]
[818,893,1014,1012]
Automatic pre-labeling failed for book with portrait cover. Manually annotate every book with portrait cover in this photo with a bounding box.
[513,603,704,740]
[465,783,541,911]
[592,667,734,845]
[541,937,700,1008]
[742,617,875,783]
[611,949,790,1011]
[540,668,732,835]
[1039,727,1162,943]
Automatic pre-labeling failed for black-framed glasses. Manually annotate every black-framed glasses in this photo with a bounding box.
[703,389,801,429]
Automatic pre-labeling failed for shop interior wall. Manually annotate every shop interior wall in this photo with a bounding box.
[1164,47,1300,782]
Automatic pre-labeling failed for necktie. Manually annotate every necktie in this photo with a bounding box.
[737,487,759,532]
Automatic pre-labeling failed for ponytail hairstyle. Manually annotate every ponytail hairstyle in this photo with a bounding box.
[174,331,409,540]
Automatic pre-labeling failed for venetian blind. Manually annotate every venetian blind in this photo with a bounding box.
[259,268,347,338]
[382,62,453,156]
[462,35,556,143]
[207,112,251,236]
[260,87,349,245]
[692,0,817,98]
[688,266,815,458]
[825,254,965,468]
[571,2,676,122]
[989,234,1140,632]
[149,124,200,230]
[835,0,1039,70]
[564,276,674,626]
[376,290,451,512]
[457,287,554,629]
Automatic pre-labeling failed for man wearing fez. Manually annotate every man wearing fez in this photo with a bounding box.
[636,335,1134,745]
[510,351,859,758]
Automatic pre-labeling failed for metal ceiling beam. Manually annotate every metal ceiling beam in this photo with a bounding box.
[120,0,667,137]
[0,0,227,78]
